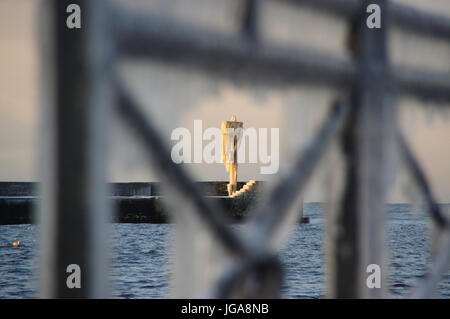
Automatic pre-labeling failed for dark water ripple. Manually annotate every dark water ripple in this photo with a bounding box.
[0,204,449,298]
[110,223,170,298]
[0,225,38,298]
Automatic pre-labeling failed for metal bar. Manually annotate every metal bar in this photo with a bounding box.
[113,77,254,259]
[210,252,282,298]
[389,2,450,39]
[248,98,350,243]
[112,7,450,103]
[393,67,450,103]
[113,7,356,88]
[281,0,359,18]
[284,0,450,38]
[241,0,259,42]
[330,0,393,298]
[397,130,450,229]
[40,0,110,298]
[397,129,450,295]
[411,233,450,298]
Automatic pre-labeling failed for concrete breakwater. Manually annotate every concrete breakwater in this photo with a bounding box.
[0,182,306,225]
[0,181,247,197]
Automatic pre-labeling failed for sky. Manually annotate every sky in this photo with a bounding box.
[0,0,449,203]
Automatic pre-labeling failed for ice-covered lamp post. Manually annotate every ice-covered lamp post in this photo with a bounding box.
[221,116,243,196]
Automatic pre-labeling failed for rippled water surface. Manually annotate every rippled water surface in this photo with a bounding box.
[1,203,449,298]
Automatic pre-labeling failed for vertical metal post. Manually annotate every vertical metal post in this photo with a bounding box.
[329,0,393,298]
[40,0,110,298]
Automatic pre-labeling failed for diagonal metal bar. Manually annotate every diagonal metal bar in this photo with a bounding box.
[397,130,449,229]
[113,76,253,259]
[411,233,450,298]
[397,129,450,298]
[210,251,282,298]
[247,98,350,242]
[210,98,350,297]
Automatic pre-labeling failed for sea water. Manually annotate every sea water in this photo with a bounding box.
[0,203,449,298]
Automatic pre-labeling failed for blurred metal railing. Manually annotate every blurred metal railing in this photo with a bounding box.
[41,0,450,298]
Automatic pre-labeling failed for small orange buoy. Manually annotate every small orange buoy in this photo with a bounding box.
[12,239,20,248]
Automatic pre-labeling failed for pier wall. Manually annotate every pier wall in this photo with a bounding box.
[0,182,282,225]
[0,181,253,197]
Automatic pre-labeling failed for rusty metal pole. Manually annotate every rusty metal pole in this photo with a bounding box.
[329,0,393,298]
[40,0,110,298]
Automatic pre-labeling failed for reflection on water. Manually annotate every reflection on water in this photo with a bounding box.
[0,204,449,298]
